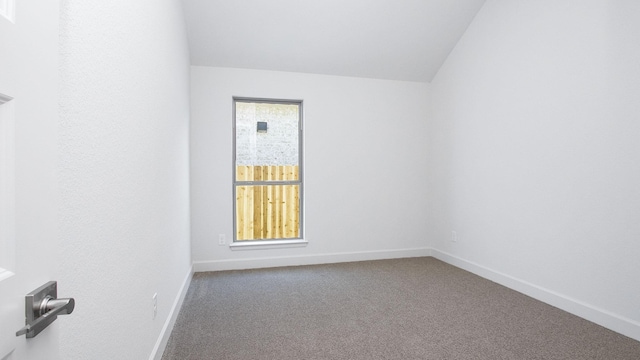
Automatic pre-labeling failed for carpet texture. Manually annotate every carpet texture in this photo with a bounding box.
[162,257,640,359]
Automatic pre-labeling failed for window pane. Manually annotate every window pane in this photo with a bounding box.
[235,102,299,180]
[236,185,300,241]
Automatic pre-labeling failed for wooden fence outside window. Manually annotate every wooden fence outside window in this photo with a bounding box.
[235,165,300,240]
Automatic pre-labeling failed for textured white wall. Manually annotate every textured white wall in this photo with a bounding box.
[191,67,430,269]
[428,0,640,340]
[58,1,191,358]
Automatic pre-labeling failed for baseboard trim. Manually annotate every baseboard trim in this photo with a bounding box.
[149,265,194,360]
[431,249,640,342]
[193,247,432,272]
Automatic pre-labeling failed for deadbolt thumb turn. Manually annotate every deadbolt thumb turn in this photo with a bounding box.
[16,281,75,338]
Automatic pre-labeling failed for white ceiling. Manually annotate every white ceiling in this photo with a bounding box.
[182,0,486,83]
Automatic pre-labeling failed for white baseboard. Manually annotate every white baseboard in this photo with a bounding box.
[193,247,432,272]
[149,265,194,360]
[431,249,640,342]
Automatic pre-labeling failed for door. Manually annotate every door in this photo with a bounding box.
[0,1,61,359]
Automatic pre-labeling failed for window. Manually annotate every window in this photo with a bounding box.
[233,98,303,243]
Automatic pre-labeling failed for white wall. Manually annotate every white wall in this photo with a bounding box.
[428,0,640,340]
[58,1,192,358]
[191,67,430,270]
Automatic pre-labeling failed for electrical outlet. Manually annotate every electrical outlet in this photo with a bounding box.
[152,293,157,319]
[452,230,457,242]
[218,234,226,246]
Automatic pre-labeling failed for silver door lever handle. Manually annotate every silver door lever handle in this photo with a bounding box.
[16,297,75,336]
[40,297,75,316]
[15,281,75,338]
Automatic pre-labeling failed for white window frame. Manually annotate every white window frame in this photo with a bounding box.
[230,97,306,249]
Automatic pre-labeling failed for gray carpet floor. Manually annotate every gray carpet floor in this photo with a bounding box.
[162,257,640,359]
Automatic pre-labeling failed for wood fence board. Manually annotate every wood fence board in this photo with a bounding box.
[236,165,299,240]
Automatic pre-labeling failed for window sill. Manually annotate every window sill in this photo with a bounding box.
[229,239,308,251]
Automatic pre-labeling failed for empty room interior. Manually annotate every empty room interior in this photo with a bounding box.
[2,0,640,359]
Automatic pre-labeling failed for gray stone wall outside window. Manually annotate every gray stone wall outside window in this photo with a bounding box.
[235,102,299,166]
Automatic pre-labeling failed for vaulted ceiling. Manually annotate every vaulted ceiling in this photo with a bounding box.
[182,0,486,82]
